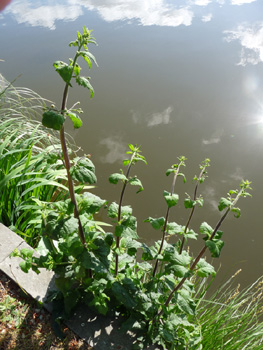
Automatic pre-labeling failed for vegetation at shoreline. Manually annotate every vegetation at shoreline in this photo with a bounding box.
[0,27,262,349]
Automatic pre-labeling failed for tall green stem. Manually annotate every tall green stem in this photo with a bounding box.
[59,52,86,246]
[152,164,182,277]
[179,165,207,254]
[115,154,135,276]
[158,187,244,316]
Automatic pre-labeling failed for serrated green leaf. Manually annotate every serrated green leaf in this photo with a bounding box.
[115,215,138,239]
[78,51,98,68]
[166,222,184,235]
[176,293,196,316]
[123,159,130,166]
[144,216,165,230]
[109,173,127,184]
[77,192,106,214]
[107,202,119,218]
[42,110,65,131]
[218,197,232,211]
[163,191,179,208]
[53,61,73,85]
[75,76,94,97]
[196,258,216,277]
[206,239,224,258]
[70,158,97,185]
[200,222,213,239]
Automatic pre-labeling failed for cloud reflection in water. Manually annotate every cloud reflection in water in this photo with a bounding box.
[224,23,263,66]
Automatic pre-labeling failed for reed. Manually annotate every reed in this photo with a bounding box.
[0,75,74,247]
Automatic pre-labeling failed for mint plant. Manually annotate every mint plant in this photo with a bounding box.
[10,27,252,350]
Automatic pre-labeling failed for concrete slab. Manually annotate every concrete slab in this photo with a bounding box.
[0,224,161,350]
[0,223,24,263]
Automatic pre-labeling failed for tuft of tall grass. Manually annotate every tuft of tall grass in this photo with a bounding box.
[195,273,263,349]
[0,74,76,247]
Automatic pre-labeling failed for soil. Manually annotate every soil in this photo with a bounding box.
[0,270,93,350]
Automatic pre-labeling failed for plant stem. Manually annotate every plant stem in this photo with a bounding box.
[158,187,245,317]
[152,164,181,277]
[179,166,207,254]
[115,154,135,276]
[59,52,86,246]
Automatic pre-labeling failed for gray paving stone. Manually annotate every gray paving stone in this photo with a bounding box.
[0,223,24,263]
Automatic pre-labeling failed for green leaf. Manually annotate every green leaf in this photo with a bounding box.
[73,63,81,76]
[200,222,213,239]
[163,247,192,277]
[78,51,98,68]
[107,202,119,218]
[184,198,196,209]
[109,173,127,184]
[128,176,143,193]
[166,168,175,176]
[20,248,34,259]
[144,217,165,230]
[70,158,97,184]
[66,112,82,129]
[176,293,196,316]
[231,207,241,218]
[58,217,79,236]
[166,222,184,235]
[218,197,232,211]
[53,61,73,85]
[163,191,179,208]
[206,239,225,258]
[75,76,94,97]
[77,192,106,214]
[115,216,138,239]
[184,229,198,240]
[126,238,142,256]
[111,280,137,309]
[79,250,108,274]
[196,258,216,277]
[19,260,31,273]
[141,243,158,261]
[42,110,65,131]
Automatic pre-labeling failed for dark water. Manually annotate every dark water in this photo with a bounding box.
[1,0,263,288]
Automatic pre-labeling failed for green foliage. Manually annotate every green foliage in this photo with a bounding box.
[195,275,263,349]
[8,28,253,350]
[0,77,76,246]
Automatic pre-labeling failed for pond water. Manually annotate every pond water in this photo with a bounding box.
[1,0,263,288]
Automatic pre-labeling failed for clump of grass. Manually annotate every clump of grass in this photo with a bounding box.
[195,272,263,349]
[0,74,77,247]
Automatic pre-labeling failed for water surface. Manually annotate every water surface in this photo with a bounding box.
[1,0,263,287]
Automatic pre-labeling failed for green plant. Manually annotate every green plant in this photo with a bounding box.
[10,27,252,349]
[0,76,81,246]
[195,274,263,349]
[0,295,27,328]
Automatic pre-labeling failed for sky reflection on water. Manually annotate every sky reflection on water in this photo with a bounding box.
[1,0,263,286]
